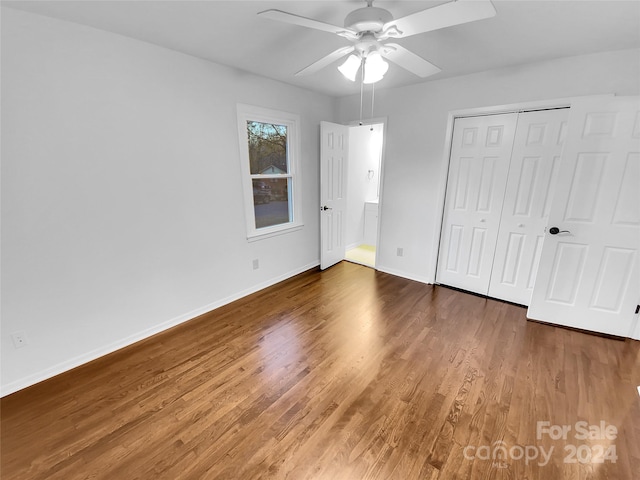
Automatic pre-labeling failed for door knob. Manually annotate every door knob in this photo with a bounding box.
[549,227,570,235]
[321,206,332,211]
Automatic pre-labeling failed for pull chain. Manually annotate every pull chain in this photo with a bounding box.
[371,80,375,119]
[359,57,365,125]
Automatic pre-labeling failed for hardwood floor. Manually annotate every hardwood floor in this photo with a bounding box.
[2,262,639,479]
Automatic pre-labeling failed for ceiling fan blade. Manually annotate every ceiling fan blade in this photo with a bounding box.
[259,9,357,37]
[295,46,355,76]
[380,44,441,78]
[383,0,496,39]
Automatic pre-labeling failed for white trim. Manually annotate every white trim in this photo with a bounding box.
[0,261,320,397]
[430,94,615,286]
[346,116,388,127]
[376,265,432,285]
[236,104,303,240]
[445,94,614,119]
[346,241,363,251]
[246,224,304,242]
[374,119,387,271]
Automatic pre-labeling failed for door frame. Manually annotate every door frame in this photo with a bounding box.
[431,95,614,285]
[346,116,388,269]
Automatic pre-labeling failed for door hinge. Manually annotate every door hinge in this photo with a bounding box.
[636,305,640,315]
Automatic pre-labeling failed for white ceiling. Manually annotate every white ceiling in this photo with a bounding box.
[4,0,640,97]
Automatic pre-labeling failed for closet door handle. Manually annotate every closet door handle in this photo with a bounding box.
[549,227,570,235]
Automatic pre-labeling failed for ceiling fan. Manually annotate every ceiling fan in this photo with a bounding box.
[259,0,496,84]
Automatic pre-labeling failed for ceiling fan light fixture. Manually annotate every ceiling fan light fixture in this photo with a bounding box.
[363,52,388,84]
[338,54,362,82]
[261,0,496,86]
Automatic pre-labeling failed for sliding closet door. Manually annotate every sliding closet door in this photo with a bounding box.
[436,113,518,294]
[487,109,569,305]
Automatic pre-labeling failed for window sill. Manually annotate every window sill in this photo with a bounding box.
[247,223,304,242]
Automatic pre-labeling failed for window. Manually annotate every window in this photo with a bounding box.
[236,104,303,240]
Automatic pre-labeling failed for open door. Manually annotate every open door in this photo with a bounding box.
[528,96,640,337]
[320,121,349,270]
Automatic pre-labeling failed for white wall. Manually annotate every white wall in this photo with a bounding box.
[338,48,640,284]
[345,124,383,249]
[0,8,336,395]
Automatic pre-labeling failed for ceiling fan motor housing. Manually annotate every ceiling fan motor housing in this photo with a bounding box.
[344,7,393,33]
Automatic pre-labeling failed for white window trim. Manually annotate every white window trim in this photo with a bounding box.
[236,104,303,241]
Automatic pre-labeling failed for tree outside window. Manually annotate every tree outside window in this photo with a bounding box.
[237,105,302,240]
[247,121,290,228]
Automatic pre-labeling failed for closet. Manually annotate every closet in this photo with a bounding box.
[436,108,569,305]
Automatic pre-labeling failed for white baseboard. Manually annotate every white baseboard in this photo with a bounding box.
[375,265,432,285]
[0,261,320,397]
[345,241,363,251]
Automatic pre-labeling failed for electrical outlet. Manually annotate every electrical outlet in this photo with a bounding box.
[252,259,260,270]
[397,247,404,257]
[11,331,28,349]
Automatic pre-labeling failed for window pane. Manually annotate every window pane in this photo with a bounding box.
[253,178,291,229]
[247,121,289,175]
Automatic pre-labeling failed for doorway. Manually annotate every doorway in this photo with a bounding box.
[344,122,384,268]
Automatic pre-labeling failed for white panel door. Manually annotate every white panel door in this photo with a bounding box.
[488,108,569,305]
[320,121,349,270]
[437,113,518,294]
[528,97,640,336]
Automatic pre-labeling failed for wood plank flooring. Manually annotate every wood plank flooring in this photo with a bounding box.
[2,262,639,479]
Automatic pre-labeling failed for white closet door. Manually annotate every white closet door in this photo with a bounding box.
[437,113,518,294]
[488,109,569,305]
[528,96,640,337]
